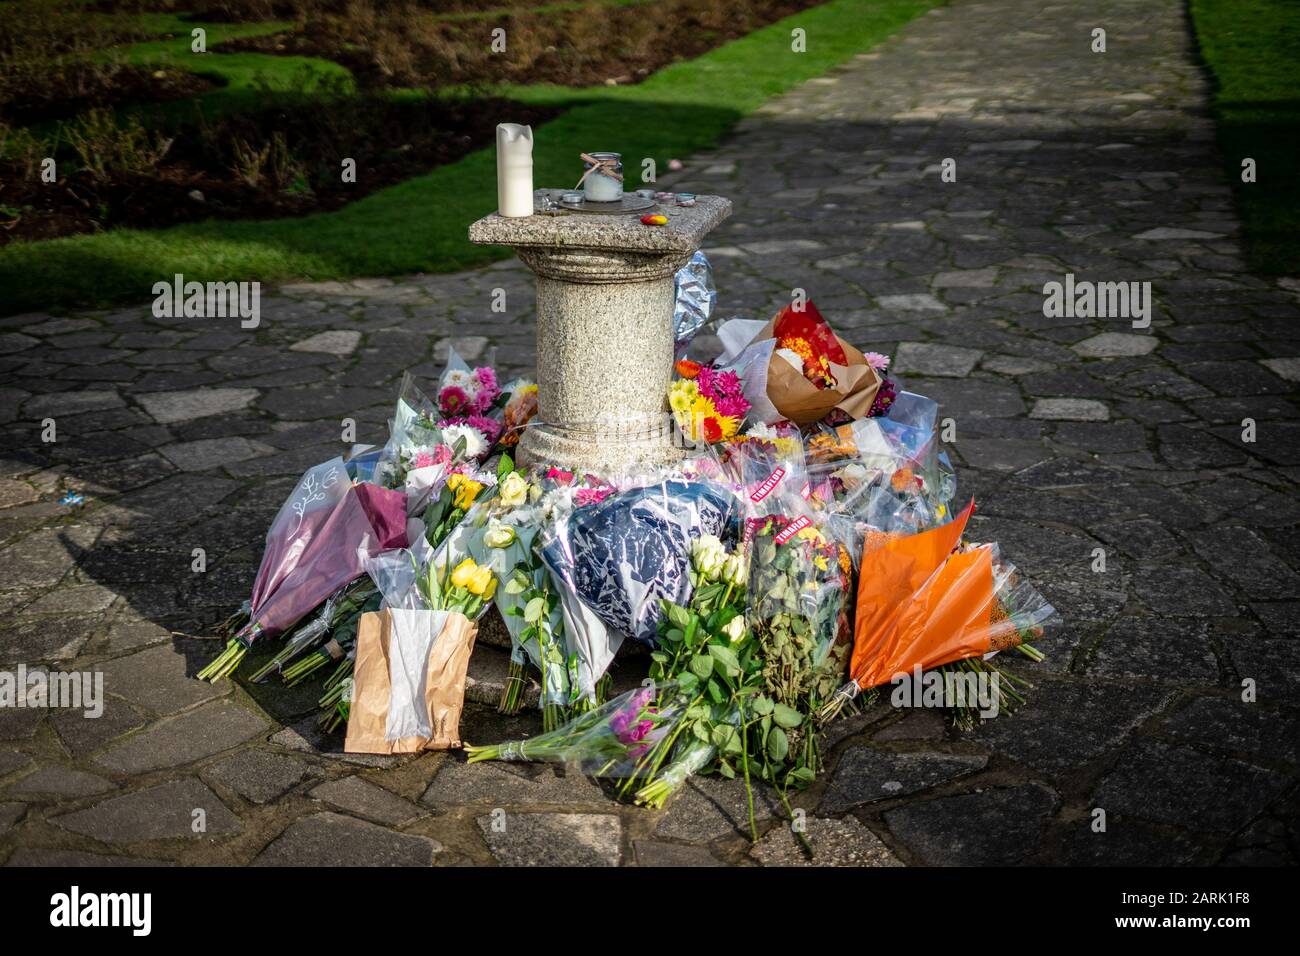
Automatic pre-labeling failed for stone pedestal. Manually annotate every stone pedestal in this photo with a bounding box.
[469,189,731,472]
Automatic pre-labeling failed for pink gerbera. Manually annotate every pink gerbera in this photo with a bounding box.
[546,467,574,484]
[863,351,891,372]
[439,385,472,416]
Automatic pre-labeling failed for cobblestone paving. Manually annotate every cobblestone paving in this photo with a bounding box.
[3,0,1299,866]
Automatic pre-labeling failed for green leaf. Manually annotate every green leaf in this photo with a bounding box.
[650,651,669,664]
[688,654,713,680]
[667,604,691,630]
[718,760,736,780]
[768,726,789,762]
[677,672,699,693]
[707,644,741,676]
[523,596,546,624]
[497,453,514,482]
[772,703,804,729]
[788,766,816,785]
[751,695,774,716]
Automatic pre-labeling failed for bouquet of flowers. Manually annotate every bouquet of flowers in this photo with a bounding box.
[343,513,499,754]
[819,500,1056,723]
[247,578,375,683]
[497,379,539,448]
[199,462,408,681]
[713,301,882,425]
[466,681,696,790]
[540,478,739,648]
[437,373,504,454]
[669,362,750,444]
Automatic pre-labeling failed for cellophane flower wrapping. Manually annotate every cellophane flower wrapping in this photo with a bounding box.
[673,250,716,358]
[848,500,1058,692]
[744,498,853,709]
[241,473,408,645]
[249,457,350,617]
[712,425,809,521]
[976,543,1058,653]
[540,479,740,647]
[375,373,452,514]
[478,681,694,779]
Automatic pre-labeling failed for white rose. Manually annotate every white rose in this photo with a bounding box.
[691,534,725,580]
[722,616,746,643]
[722,553,746,587]
[483,522,516,549]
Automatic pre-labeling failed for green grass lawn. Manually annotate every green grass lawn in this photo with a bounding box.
[0,0,937,315]
[1190,0,1300,276]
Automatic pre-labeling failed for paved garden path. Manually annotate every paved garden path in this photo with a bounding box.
[2,0,1298,866]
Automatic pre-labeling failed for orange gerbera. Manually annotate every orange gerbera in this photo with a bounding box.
[675,358,703,379]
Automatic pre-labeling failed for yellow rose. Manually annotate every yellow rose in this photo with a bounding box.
[498,472,529,509]
[450,558,477,590]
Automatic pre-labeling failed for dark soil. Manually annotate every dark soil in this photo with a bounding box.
[216,0,830,90]
[0,96,558,244]
[2,66,219,127]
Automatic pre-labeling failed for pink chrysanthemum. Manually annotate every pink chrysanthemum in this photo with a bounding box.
[715,369,744,398]
[472,367,500,410]
[713,393,750,421]
[695,365,716,396]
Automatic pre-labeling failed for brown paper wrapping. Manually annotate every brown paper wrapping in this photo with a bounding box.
[760,317,882,425]
[345,609,478,754]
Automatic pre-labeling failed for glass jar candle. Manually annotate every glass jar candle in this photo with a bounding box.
[583,152,623,202]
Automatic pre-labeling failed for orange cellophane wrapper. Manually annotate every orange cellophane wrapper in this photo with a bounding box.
[849,500,994,690]
[345,609,478,754]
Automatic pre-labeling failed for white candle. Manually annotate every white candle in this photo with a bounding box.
[496,123,533,218]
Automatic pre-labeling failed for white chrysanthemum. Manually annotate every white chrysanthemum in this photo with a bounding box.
[440,423,487,460]
[744,422,781,440]
[443,369,474,391]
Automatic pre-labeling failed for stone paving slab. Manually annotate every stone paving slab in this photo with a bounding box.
[1,0,1298,866]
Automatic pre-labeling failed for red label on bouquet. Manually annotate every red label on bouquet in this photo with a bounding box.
[750,467,786,502]
[775,515,810,545]
[800,482,811,499]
